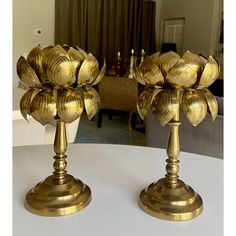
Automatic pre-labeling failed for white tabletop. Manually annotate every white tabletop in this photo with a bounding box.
[13,144,223,236]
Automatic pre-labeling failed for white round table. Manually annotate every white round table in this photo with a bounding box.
[13,144,223,236]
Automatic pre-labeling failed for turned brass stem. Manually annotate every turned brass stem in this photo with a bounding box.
[165,90,181,188]
[53,120,68,184]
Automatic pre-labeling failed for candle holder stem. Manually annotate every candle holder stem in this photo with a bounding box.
[53,120,67,184]
[165,90,181,188]
[24,121,92,216]
[139,89,203,221]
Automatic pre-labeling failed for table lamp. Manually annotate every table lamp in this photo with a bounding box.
[134,51,219,221]
[16,44,105,216]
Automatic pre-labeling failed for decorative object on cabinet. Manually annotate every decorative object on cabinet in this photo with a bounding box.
[140,49,146,66]
[114,51,123,77]
[16,44,105,216]
[128,49,136,79]
[134,50,220,221]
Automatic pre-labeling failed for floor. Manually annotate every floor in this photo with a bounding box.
[75,110,146,146]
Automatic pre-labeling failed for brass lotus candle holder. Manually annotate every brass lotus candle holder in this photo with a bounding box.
[134,51,219,221]
[16,44,105,216]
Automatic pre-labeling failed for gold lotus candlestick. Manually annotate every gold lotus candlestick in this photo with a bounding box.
[16,44,106,216]
[134,51,219,221]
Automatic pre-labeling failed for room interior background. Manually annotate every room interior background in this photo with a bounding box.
[13,0,223,86]
[55,0,156,70]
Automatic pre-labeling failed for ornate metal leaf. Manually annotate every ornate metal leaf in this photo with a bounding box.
[151,89,178,126]
[181,90,207,126]
[30,89,57,125]
[133,63,146,85]
[75,46,88,60]
[91,59,106,86]
[16,56,41,88]
[67,47,86,62]
[62,44,71,51]
[39,46,54,83]
[182,51,203,65]
[42,53,75,87]
[27,45,42,80]
[149,51,160,64]
[57,88,84,123]
[53,45,68,55]
[67,47,85,81]
[156,51,180,76]
[200,89,218,121]
[77,53,99,86]
[84,87,101,120]
[20,88,40,122]
[137,88,156,120]
[138,57,164,87]
[197,56,220,89]
[166,59,198,88]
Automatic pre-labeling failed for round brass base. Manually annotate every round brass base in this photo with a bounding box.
[25,174,92,216]
[139,178,203,221]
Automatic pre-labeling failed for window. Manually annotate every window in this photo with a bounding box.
[162,18,185,54]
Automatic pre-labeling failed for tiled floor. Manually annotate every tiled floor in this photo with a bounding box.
[75,111,146,146]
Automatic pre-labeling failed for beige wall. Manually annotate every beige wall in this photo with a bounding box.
[13,0,55,85]
[157,0,222,56]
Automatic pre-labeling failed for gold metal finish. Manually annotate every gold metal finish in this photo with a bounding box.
[25,121,91,216]
[135,51,220,221]
[17,45,105,216]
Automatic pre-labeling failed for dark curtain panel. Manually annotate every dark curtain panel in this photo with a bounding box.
[55,0,156,69]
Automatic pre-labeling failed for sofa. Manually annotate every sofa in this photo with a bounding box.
[145,97,223,159]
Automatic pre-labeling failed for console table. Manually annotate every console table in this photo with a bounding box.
[97,76,139,128]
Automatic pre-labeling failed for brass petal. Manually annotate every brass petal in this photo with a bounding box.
[198,56,220,89]
[57,89,84,123]
[91,59,106,86]
[137,88,155,120]
[138,57,164,86]
[182,51,203,66]
[156,51,180,76]
[84,87,101,120]
[200,89,218,121]
[166,59,198,88]
[199,55,208,65]
[20,88,40,121]
[30,89,57,125]
[16,56,41,88]
[133,63,146,85]
[77,53,99,86]
[151,90,178,126]
[149,51,160,64]
[67,47,85,80]
[182,51,204,75]
[42,45,69,71]
[41,45,54,59]
[43,53,75,87]
[62,44,71,51]
[75,46,88,59]
[181,90,207,126]
[27,45,42,80]
[53,45,68,55]
[40,46,54,83]
[67,47,85,63]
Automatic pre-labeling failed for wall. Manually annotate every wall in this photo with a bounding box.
[154,0,162,50]
[13,0,55,86]
[157,0,222,56]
